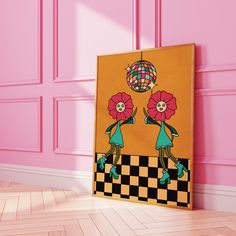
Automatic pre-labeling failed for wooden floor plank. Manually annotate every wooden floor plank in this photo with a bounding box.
[0,180,235,236]
[90,212,119,236]
[101,208,135,236]
[114,207,145,229]
[52,190,67,204]
[31,192,44,213]
[17,194,31,216]
[48,231,66,236]
[42,190,57,209]
[78,218,101,236]
[1,197,18,221]
[64,221,84,236]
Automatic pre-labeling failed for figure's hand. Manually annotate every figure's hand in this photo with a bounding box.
[132,107,137,118]
[143,107,150,118]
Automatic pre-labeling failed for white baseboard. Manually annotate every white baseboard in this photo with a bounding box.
[0,164,92,193]
[0,164,235,213]
[193,183,236,213]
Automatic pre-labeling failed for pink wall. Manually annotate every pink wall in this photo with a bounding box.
[0,0,236,187]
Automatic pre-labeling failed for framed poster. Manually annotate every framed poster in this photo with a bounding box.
[93,44,195,209]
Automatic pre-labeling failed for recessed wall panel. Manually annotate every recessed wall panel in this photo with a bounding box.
[54,97,95,155]
[0,98,41,152]
[0,0,41,86]
[55,0,135,81]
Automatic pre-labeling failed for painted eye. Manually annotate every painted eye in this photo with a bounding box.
[162,103,166,107]
[121,104,124,107]
[117,104,120,108]
[157,103,161,107]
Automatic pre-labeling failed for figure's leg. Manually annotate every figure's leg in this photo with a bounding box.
[97,144,115,170]
[113,145,120,166]
[165,146,178,164]
[159,147,166,170]
[110,145,120,179]
[166,146,188,178]
[159,147,170,185]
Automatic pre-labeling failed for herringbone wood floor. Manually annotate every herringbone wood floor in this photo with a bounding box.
[0,181,235,236]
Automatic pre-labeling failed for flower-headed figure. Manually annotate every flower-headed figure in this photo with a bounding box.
[97,92,137,179]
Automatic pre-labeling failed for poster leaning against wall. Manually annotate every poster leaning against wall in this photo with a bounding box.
[93,44,195,209]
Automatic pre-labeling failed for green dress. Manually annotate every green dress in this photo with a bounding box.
[156,121,173,150]
[109,121,124,147]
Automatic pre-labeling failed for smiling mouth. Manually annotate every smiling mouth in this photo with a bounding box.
[119,108,123,111]
[159,108,163,111]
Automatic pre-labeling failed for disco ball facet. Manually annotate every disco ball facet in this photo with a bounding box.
[126,60,157,92]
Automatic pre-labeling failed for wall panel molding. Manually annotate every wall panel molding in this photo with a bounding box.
[195,156,236,166]
[196,64,236,73]
[53,0,138,83]
[53,95,95,155]
[0,97,42,152]
[195,88,236,96]
[0,0,42,87]
[156,0,236,74]
[154,0,161,48]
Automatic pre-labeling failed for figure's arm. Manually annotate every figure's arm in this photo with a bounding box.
[105,121,118,135]
[143,108,161,127]
[120,107,137,126]
[163,121,179,138]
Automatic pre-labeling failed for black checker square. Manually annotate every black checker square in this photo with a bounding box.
[122,155,131,165]
[130,166,139,176]
[148,187,157,199]
[121,175,130,185]
[178,180,188,192]
[139,156,149,167]
[148,167,158,178]
[129,185,139,196]
[112,183,121,194]
[139,176,148,187]
[96,181,104,192]
[168,169,178,180]
[94,153,191,209]
[167,190,178,202]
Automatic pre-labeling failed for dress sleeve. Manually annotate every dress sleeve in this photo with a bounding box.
[121,116,135,125]
[120,108,137,126]
[105,121,118,134]
[144,116,161,127]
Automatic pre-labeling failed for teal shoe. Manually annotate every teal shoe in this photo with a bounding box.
[109,165,119,179]
[175,162,188,178]
[160,170,171,185]
[97,156,106,170]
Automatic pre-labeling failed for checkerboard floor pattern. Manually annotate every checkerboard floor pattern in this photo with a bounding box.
[94,153,191,208]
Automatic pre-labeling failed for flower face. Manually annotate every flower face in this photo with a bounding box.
[156,101,166,112]
[108,92,134,121]
[147,91,177,121]
[116,102,125,113]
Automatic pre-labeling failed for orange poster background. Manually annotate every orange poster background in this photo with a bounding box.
[95,44,194,159]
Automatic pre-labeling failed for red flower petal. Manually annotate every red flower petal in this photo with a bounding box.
[150,91,161,102]
[165,108,175,120]
[161,91,173,102]
[147,97,157,109]
[123,108,133,118]
[111,92,122,103]
[148,107,158,119]
[167,97,177,111]
[155,112,166,121]
[125,98,134,109]
[108,99,117,111]
[116,112,126,121]
[109,109,118,119]
[121,92,131,103]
